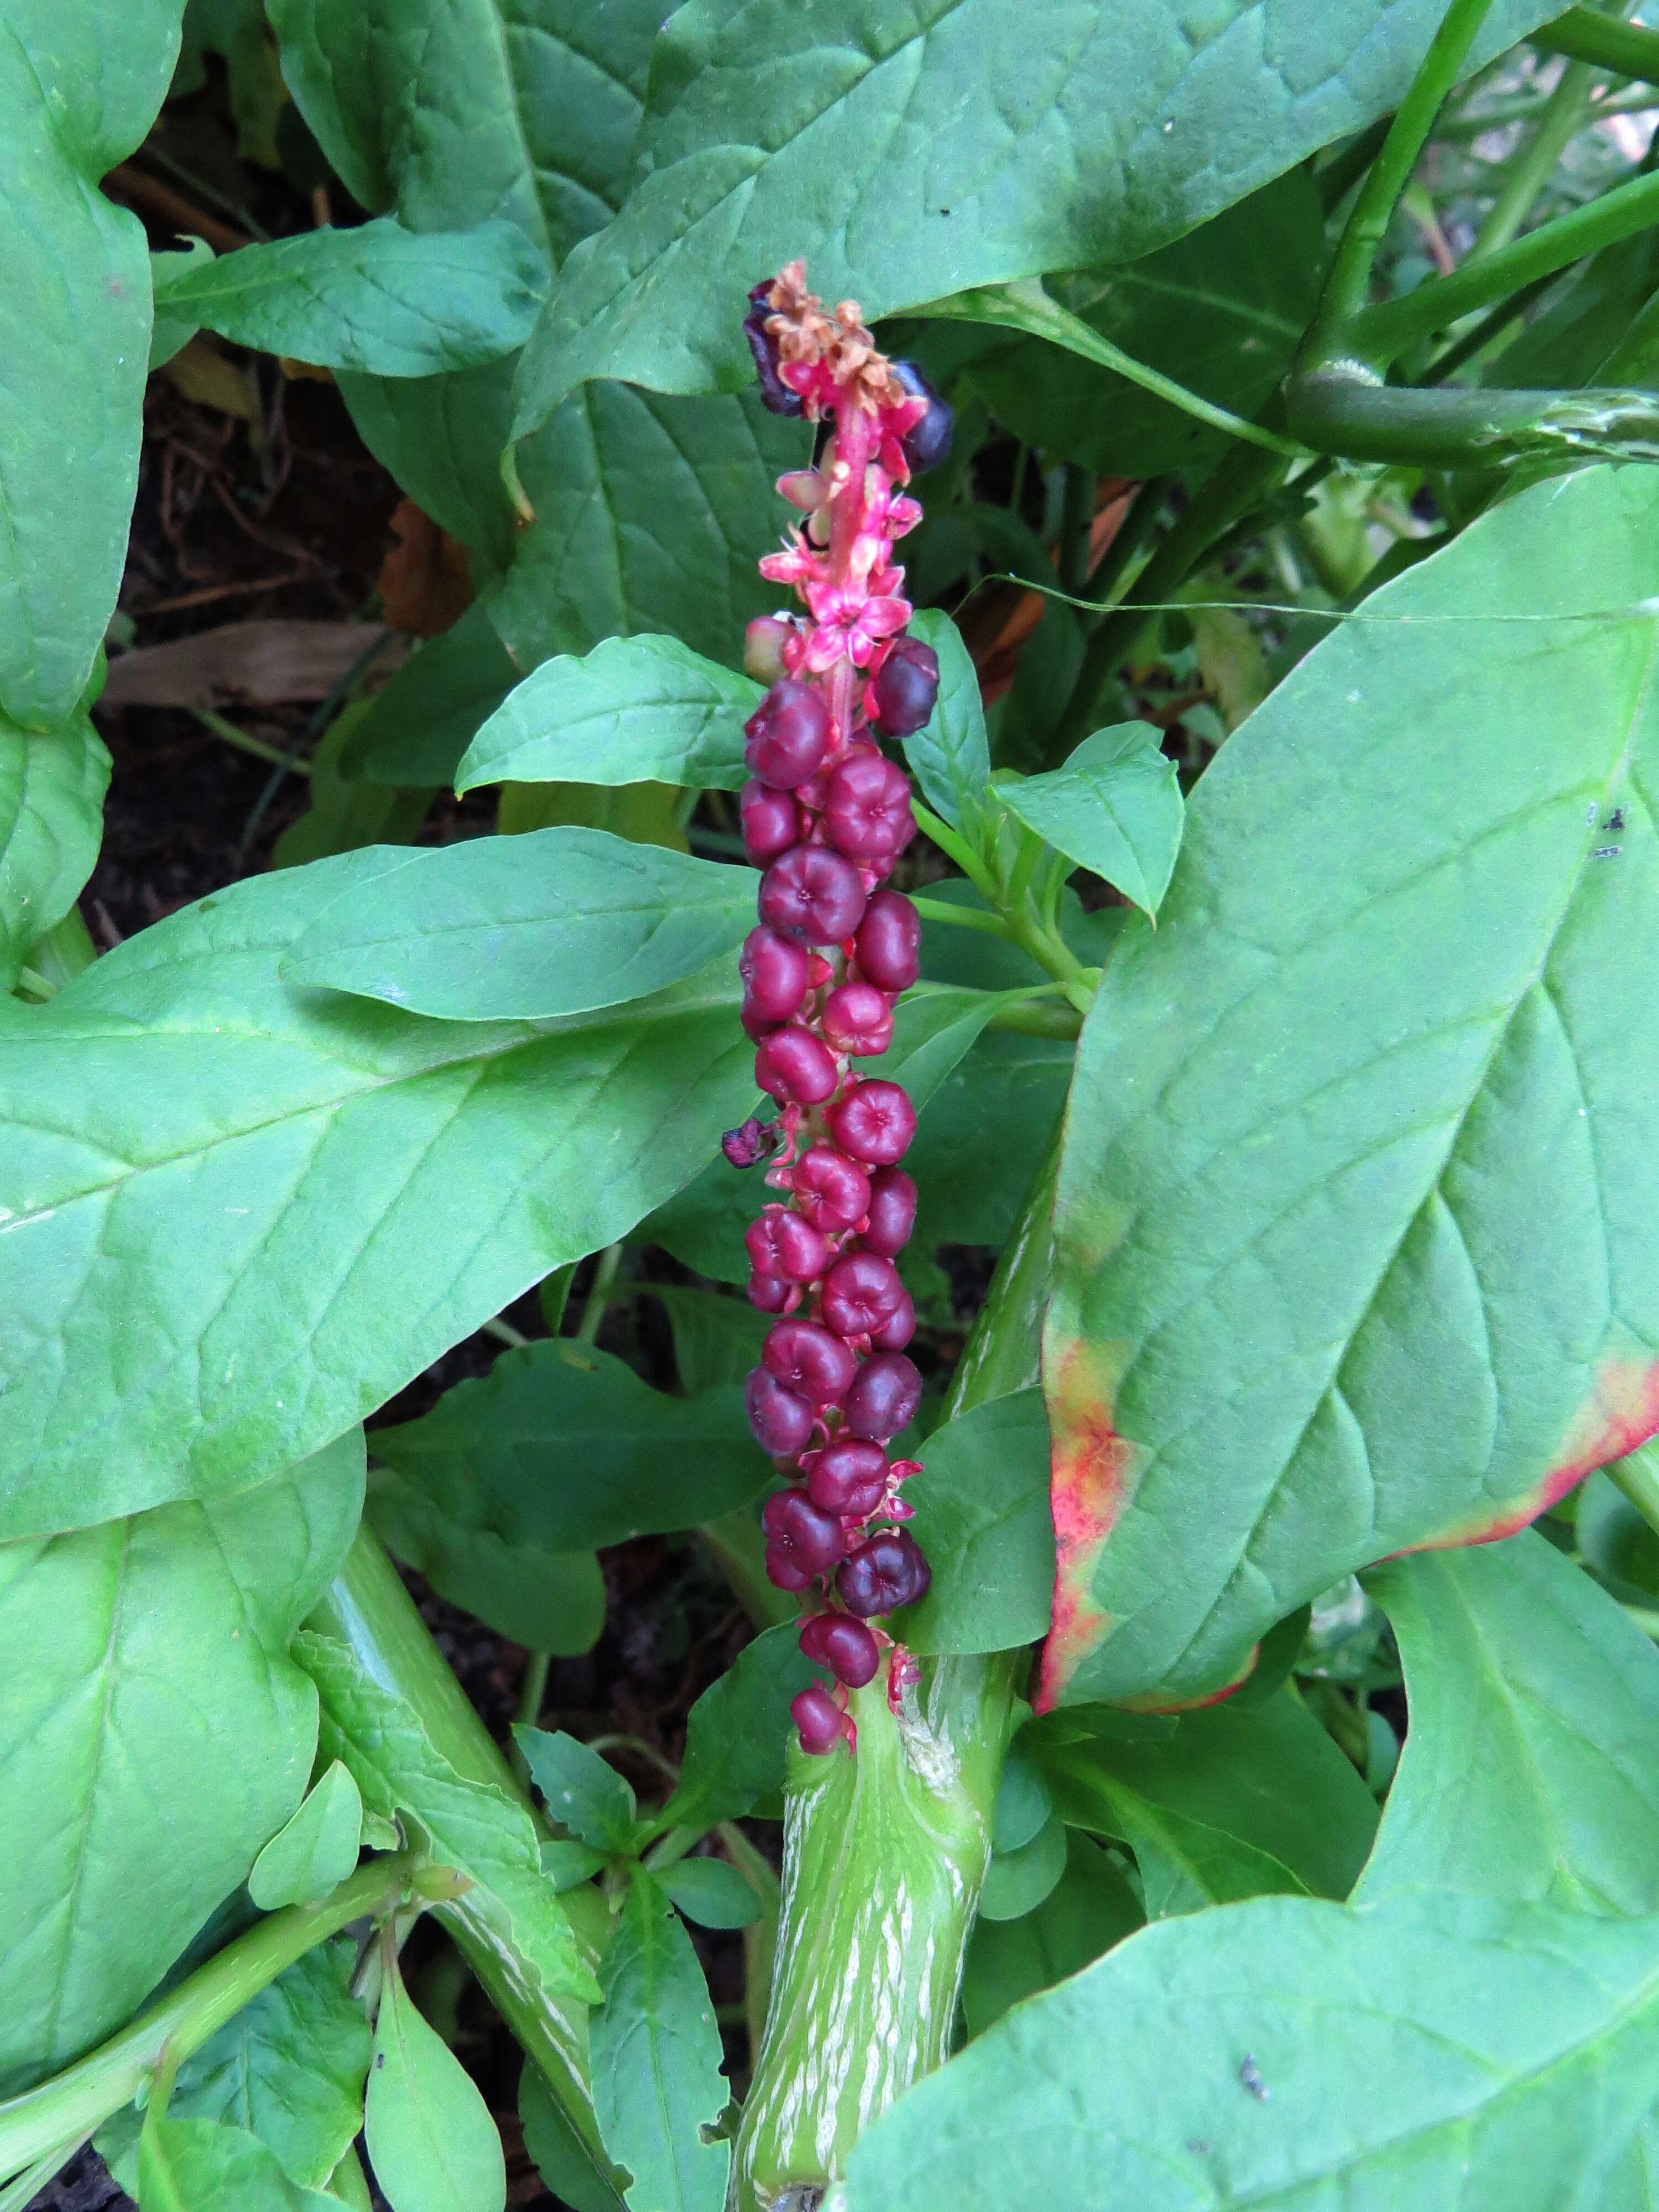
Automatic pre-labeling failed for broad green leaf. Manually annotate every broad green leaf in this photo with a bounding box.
[0,711,109,989]
[902,612,991,834]
[138,2117,343,2212]
[542,1839,608,1891]
[339,362,521,571]
[589,1874,730,2212]
[297,1630,601,2008]
[992,1739,1053,1856]
[366,1955,506,2212]
[840,1891,1659,2212]
[1042,464,1659,1709]
[895,1389,1054,1657]
[1034,1691,1377,1913]
[370,1343,769,1553]
[248,1762,365,1910]
[1494,231,1659,393]
[655,1623,817,1835]
[0,852,755,1539]
[521,2060,627,2212]
[149,218,545,375]
[497,779,688,848]
[907,1031,1074,1253]
[1358,1533,1659,1914]
[456,635,760,797]
[978,1810,1067,1923]
[998,723,1183,918]
[99,1939,371,2194]
[367,1464,606,1655]
[281,829,754,1020]
[0,0,184,728]
[517,1728,638,1853]
[649,1286,770,1396]
[340,603,519,789]
[658,1858,763,1932]
[0,1433,362,2096]
[510,0,1560,429]
[962,1832,1142,2039]
[271,701,434,871]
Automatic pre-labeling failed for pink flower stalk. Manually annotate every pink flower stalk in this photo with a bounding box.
[728,262,953,1755]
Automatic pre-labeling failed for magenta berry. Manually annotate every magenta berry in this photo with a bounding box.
[740,927,811,1024]
[755,1025,839,1105]
[868,635,941,739]
[823,752,916,863]
[870,1290,916,1351]
[769,1545,816,1594]
[820,1251,906,1337]
[745,1368,815,1457]
[791,1146,871,1234]
[759,845,868,945]
[843,1351,923,1441]
[763,1488,845,1577]
[744,679,832,789]
[746,1204,830,1284]
[853,890,921,992]
[806,1437,889,1519]
[748,1272,795,1314]
[862,1167,917,1256]
[791,1684,847,1755]
[837,1528,931,1617]
[764,1318,856,1405]
[820,982,893,1058]
[740,778,800,864]
[817,1614,881,1688]
[828,1079,916,1166]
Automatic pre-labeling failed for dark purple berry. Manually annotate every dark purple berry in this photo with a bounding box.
[763,1487,845,1576]
[812,1614,881,1688]
[768,1544,815,1594]
[744,679,832,790]
[843,1351,922,1441]
[820,1251,906,1338]
[828,1079,916,1166]
[862,1167,917,1256]
[853,890,921,991]
[792,1684,846,1753]
[892,361,953,473]
[763,1318,856,1405]
[755,1025,839,1105]
[759,845,868,946]
[722,1117,776,1170]
[791,1146,870,1234]
[823,752,916,862]
[870,1290,916,1352]
[868,637,941,740]
[745,1368,814,1457]
[745,284,806,419]
[747,1272,794,1314]
[837,1528,932,1617]
[741,779,800,865]
[745,1204,829,1284]
[820,982,893,1058]
[740,926,811,1024]
[805,1437,889,1518]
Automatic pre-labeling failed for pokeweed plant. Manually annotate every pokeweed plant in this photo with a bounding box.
[10,1,1659,2209]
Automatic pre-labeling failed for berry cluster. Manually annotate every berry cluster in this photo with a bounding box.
[724,263,953,1756]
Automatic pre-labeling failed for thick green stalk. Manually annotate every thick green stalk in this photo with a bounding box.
[1533,4,1659,84]
[732,1145,1059,2210]
[1285,370,1659,464]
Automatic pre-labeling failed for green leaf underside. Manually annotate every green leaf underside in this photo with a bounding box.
[902,612,992,832]
[248,1761,365,1910]
[370,1342,770,1553]
[280,829,756,1020]
[138,2118,343,2212]
[894,1388,1054,1655]
[656,1623,819,1835]
[0,1434,362,2095]
[517,1728,637,1854]
[300,1630,599,2010]
[510,0,1565,429]
[456,634,761,796]
[842,1892,1659,2211]
[0,711,110,988]
[1043,465,1659,1709]
[1360,1533,1659,1914]
[0,850,757,1540]
[366,1958,507,2212]
[658,1858,762,1931]
[979,1811,1067,1922]
[99,1940,371,2193]
[0,1,182,728]
[339,602,519,789]
[590,1875,731,2212]
[149,217,546,375]
[999,723,1184,917]
[963,1832,1142,2038]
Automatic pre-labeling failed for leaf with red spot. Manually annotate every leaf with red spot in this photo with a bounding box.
[1041,465,1659,1710]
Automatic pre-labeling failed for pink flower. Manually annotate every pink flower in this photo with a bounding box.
[801,578,911,671]
[759,538,820,588]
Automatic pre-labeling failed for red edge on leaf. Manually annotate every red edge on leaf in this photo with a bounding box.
[1105,1649,1259,1715]
[1399,1353,1659,1557]
[1034,1335,1139,1713]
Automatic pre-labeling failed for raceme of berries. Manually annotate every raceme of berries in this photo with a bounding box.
[723,260,953,1756]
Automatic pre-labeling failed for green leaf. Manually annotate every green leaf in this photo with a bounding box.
[0,710,109,989]
[367,1464,606,1655]
[589,1874,731,2212]
[962,1832,1142,2039]
[978,1811,1068,1923]
[340,603,519,789]
[517,1729,638,1853]
[298,1630,601,2008]
[1042,463,1659,1710]
[991,1738,1053,1856]
[371,1343,770,1553]
[521,2060,627,2212]
[456,635,760,797]
[655,1623,817,1835]
[150,217,545,374]
[281,829,754,1021]
[649,1286,770,1396]
[509,0,1561,428]
[0,0,183,728]
[841,1891,1659,2212]
[998,724,1184,919]
[894,1389,1054,1657]
[541,1840,608,1892]
[907,1032,1074,1253]
[248,1762,366,1910]
[0,1433,363,2096]
[0,853,755,1539]
[271,701,434,871]
[338,362,521,572]
[1359,1532,1659,1914]
[902,612,991,834]
[366,1954,507,2212]
[497,778,689,848]
[100,1940,372,2194]
[138,2118,343,2212]
[658,1858,763,1931]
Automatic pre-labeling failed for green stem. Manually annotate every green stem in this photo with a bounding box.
[1468,58,1601,261]
[483,1316,530,1351]
[0,2135,90,2211]
[908,894,1013,940]
[910,801,999,904]
[1608,1442,1659,1538]
[510,1648,553,1785]
[1285,368,1659,465]
[1058,464,1094,598]
[1317,116,1395,217]
[191,708,312,778]
[1533,4,1659,84]
[577,1244,624,1347]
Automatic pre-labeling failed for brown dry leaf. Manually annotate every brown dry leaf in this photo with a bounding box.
[99,620,400,709]
[377,499,473,637]
[279,357,335,384]
[160,337,261,425]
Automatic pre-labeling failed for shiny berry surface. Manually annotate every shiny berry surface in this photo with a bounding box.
[853,890,921,990]
[820,982,893,1058]
[745,1368,814,1457]
[842,1351,923,1441]
[763,1319,857,1405]
[747,1272,794,1314]
[791,1684,846,1754]
[836,1528,932,1617]
[791,1146,871,1233]
[823,752,916,862]
[744,679,832,789]
[868,635,940,739]
[759,845,868,945]
[818,1614,881,1688]
[862,1167,917,1256]
[763,1488,845,1576]
[820,1251,906,1337]
[805,1437,889,1518]
[870,1290,916,1351]
[745,1204,830,1284]
[767,1545,816,1594]
[740,778,799,864]
[892,361,953,473]
[755,1025,839,1105]
[740,927,811,1022]
[828,1079,917,1166]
